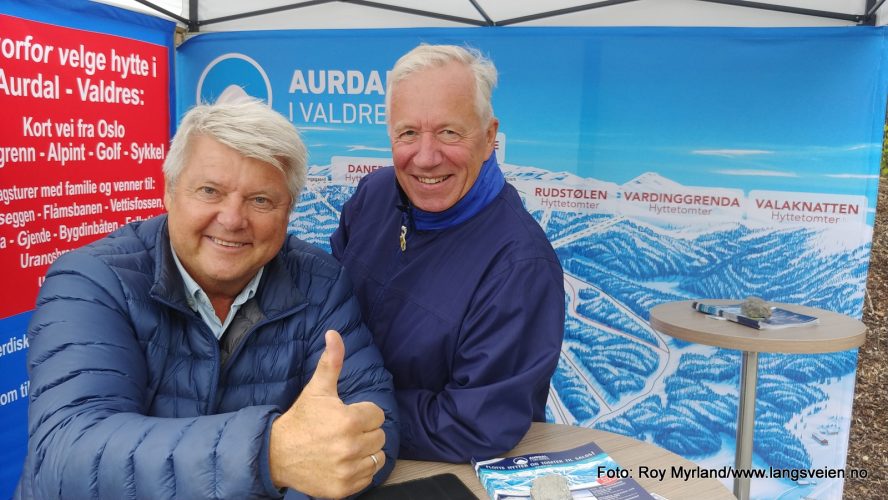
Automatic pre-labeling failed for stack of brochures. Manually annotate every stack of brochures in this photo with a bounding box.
[691,301,819,330]
[473,442,659,500]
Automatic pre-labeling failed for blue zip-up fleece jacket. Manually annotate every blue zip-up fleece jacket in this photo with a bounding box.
[16,215,398,499]
[332,166,564,462]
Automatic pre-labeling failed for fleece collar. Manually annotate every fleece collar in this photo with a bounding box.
[400,153,505,231]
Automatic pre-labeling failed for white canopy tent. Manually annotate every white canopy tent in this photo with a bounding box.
[97,0,888,31]
[3,4,882,500]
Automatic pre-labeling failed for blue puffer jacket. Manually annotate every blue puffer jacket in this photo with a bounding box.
[15,215,399,499]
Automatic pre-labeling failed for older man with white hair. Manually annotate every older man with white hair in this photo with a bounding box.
[17,90,398,499]
[332,43,565,462]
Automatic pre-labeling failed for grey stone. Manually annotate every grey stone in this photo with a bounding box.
[530,474,572,500]
[741,296,772,319]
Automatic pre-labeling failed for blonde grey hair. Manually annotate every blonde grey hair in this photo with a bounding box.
[163,89,307,209]
[386,44,498,129]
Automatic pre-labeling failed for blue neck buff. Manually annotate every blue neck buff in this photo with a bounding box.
[407,153,505,231]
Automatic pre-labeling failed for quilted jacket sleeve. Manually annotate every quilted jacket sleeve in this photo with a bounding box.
[16,250,283,500]
[285,244,400,493]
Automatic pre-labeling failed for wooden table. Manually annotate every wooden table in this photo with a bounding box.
[384,422,735,499]
[649,300,866,500]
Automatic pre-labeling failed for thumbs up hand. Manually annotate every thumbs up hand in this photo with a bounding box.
[269,330,387,498]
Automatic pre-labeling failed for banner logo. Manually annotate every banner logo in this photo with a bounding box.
[196,53,272,105]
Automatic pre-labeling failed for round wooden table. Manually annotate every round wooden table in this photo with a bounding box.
[649,299,866,500]
[384,422,735,499]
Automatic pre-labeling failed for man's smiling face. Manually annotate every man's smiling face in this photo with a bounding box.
[164,134,291,299]
[388,61,498,213]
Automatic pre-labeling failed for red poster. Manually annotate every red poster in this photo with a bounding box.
[0,14,169,318]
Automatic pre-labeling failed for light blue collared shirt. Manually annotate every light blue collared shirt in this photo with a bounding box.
[170,244,263,340]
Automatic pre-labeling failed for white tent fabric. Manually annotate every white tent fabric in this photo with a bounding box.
[97,0,888,30]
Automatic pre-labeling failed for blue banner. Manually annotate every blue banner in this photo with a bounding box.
[178,26,886,499]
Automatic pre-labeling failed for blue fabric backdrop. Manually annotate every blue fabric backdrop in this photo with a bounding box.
[176,26,886,499]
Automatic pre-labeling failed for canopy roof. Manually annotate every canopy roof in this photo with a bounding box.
[98,0,888,31]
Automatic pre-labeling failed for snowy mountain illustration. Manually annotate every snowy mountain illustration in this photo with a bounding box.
[289,161,868,499]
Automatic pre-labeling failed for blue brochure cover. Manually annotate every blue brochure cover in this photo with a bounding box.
[692,301,820,330]
[473,442,656,500]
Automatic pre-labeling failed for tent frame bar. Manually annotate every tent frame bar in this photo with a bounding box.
[468,0,494,26]
[130,0,189,25]
[496,0,642,27]
[867,0,887,24]
[196,0,488,30]
[338,0,487,26]
[696,0,862,23]
[193,0,335,30]
[338,0,488,26]
[128,0,882,32]
[188,0,198,31]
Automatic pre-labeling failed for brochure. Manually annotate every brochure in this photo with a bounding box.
[691,301,819,330]
[473,441,658,500]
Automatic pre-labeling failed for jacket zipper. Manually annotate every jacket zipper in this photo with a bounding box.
[211,303,309,412]
[399,207,411,252]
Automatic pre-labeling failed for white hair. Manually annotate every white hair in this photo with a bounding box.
[163,88,307,208]
[386,44,498,129]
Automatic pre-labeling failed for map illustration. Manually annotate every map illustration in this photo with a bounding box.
[290,161,867,500]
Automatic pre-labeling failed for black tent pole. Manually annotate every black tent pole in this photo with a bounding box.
[467,0,495,27]
[197,0,486,29]
[695,0,861,23]
[338,0,487,27]
[863,0,886,25]
[128,0,190,25]
[188,0,198,32]
[497,0,641,27]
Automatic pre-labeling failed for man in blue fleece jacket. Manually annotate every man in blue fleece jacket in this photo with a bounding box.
[332,44,565,462]
[17,90,398,499]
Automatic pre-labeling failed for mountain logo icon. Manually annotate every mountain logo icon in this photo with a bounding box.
[196,53,273,105]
